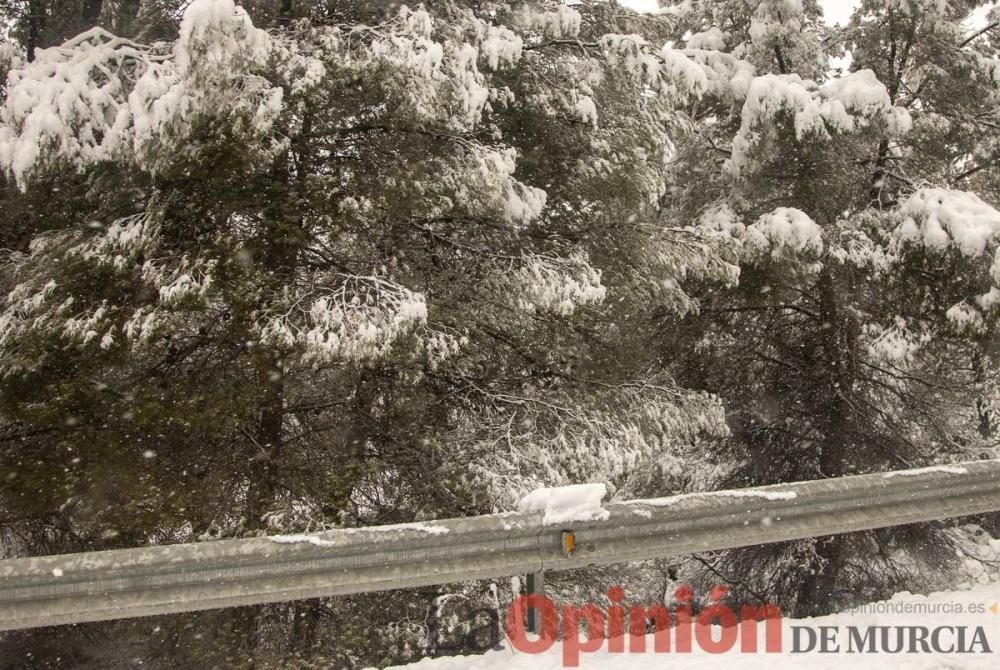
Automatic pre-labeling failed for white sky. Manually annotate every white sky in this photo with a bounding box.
[620,0,994,28]
[619,0,858,24]
[821,0,857,26]
[618,1,993,76]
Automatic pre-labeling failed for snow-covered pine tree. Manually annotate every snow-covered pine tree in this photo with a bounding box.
[0,0,733,664]
[661,0,1000,616]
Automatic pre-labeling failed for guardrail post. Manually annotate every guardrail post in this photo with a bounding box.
[525,570,545,634]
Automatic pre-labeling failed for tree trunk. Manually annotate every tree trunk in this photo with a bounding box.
[289,600,323,659]
[81,0,103,28]
[274,0,294,28]
[814,266,858,478]
[245,355,286,527]
[793,267,858,617]
[243,109,308,528]
[25,0,45,62]
[235,114,307,668]
[793,537,842,617]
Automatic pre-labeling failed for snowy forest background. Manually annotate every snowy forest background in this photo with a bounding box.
[1,0,1000,667]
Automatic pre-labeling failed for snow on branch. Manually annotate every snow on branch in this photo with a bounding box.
[512,253,607,316]
[0,212,224,369]
[0,0,282,186]
[333,5,521,129]
[696,204,822,268]
[727,70,912,177]
[450,377,728,508]
[598,34,709,100]
[0,28,155,187]
[126,0,281,174]
[744,207,824,261]
[892,188,1000,332]
[894,188,1000,258]
[516,5,583,39]
[630,219,742,316]
[862,317,931,367]
[255,275,428,365]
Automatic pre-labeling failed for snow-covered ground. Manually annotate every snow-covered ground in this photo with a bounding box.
[384,581,1000,669]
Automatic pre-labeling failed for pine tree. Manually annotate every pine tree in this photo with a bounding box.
[663,0,1000,616]
[0,0,730,664]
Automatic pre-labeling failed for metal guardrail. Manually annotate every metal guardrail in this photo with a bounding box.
[2,459,1000,630]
